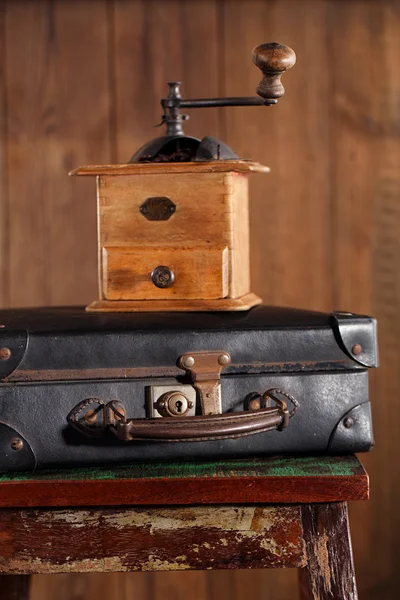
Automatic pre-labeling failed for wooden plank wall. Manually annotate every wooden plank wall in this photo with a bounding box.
[0,0,399,598]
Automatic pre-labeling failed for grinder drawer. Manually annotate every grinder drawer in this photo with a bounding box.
[102,245,229,300]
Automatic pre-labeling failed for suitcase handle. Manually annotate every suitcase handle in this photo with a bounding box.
[109,402,289,443]
[67,389,298,442]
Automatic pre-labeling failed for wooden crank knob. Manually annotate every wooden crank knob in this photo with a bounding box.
[252,42,296,100]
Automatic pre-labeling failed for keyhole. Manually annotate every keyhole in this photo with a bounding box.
[160,391,189,417]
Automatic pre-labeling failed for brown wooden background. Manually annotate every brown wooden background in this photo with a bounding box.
[0,0,399,598]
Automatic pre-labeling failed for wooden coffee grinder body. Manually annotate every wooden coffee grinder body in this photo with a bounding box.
[72,161,267,312]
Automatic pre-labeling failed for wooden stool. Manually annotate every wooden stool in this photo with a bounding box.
[0,456,368,599]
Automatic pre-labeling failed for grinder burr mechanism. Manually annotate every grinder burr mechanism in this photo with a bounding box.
[70,42,296,313]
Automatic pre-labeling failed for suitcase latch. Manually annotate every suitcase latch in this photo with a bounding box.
[177,351,231,415]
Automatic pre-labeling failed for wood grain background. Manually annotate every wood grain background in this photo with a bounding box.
[0,0,399,599]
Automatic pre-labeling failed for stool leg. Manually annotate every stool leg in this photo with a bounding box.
[298,502,358,600]
[0,575,31,599]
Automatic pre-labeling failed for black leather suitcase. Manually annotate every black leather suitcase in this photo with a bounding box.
[0,305,377,472]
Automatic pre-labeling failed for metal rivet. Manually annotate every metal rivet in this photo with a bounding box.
[0,347,11,361]
[11,438,23,451]
[183,356,195,368]
[84,410,97,425]
[188,401,194,409]
[248,398,261,411]
[206,393,211,398]
[352,344,363,356]
[218,353,231,366]
[343,417,354,429]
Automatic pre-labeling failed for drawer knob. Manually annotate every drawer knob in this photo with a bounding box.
[151,265,175,288]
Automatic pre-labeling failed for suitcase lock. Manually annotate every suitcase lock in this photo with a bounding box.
[156,390,194,417]
[148,351,231,418]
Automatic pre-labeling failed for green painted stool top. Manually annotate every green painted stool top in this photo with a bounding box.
[0,454,363,483]
[0,455,368,508]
